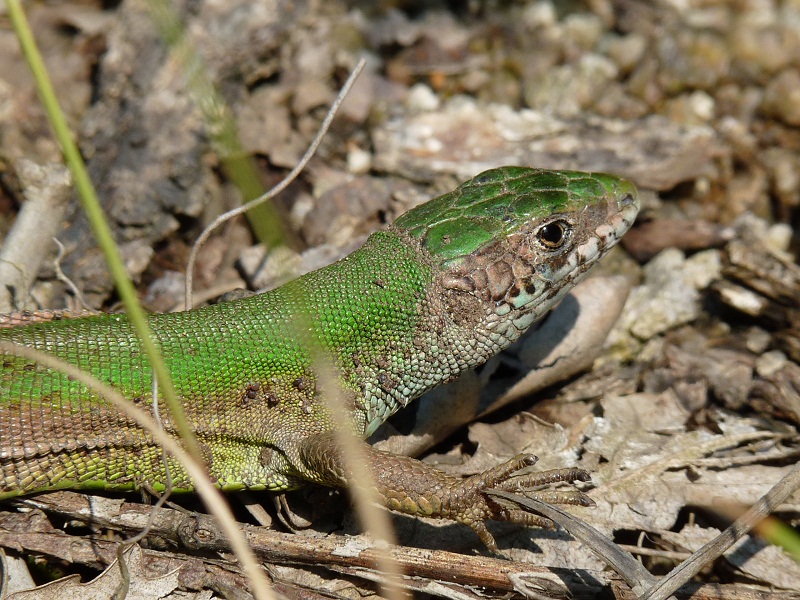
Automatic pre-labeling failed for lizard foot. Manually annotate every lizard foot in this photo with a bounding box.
[446,453,593,552]
[299,433,593,551]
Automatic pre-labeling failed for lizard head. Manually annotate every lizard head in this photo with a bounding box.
[393,166,639,343]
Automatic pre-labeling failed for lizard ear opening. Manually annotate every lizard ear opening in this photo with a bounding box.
[443,287,484,328]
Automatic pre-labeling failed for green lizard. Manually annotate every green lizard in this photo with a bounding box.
[0,166,639,550]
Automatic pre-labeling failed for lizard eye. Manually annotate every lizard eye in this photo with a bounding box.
[536,219,571,249]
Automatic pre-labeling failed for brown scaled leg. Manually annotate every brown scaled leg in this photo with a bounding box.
[298,432,593,552]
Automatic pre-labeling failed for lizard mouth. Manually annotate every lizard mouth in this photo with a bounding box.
[605,191,640,246]
[585,190,638,269]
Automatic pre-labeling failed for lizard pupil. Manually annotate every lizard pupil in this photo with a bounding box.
[537,220,570,249]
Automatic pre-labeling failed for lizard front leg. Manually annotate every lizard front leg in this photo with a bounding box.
[297,431,593,552]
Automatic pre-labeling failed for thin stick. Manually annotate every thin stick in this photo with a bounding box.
[313,356,408,600]
[52,238,91,311]
[643,461,800,600]
[185,58,367,310]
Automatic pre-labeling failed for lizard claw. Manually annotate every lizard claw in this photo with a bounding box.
[445,454,594,552]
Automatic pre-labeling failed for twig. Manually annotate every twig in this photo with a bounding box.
[643,461,800,600]
[184,58,366,310]
[52,238,91,311]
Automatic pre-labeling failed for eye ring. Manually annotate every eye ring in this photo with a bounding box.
[536,219,572,249]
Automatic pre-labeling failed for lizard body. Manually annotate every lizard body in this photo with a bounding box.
[0,166,639,549]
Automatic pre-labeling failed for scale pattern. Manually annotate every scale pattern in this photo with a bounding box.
[1,230,439,492]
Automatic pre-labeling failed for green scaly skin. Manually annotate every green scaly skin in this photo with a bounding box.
[0,166,639,550]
